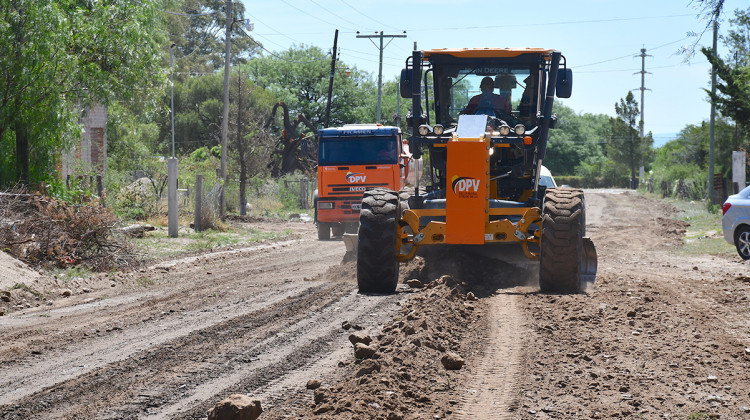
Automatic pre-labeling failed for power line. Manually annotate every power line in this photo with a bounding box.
[575,60,709,74]
[307,0,358,31]
[575,37,691,69]
[277,0,353,30]
[401,13,694,33]
[338,0,401,31]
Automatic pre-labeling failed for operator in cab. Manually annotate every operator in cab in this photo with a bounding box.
[461,76,511,116]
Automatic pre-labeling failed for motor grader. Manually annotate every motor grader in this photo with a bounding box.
[356,48,597,294]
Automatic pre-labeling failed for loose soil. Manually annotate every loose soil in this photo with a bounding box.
[1,190,748,419]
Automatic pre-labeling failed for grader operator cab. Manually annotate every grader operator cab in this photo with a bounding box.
[356,48,597,294]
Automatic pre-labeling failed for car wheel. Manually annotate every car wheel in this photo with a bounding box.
[734,226,750,260]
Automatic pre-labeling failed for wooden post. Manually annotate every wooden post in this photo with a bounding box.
[194,174,203,232]
[96,175,104,206]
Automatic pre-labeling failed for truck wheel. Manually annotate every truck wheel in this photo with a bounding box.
[539,187,586,293]
[357,188,400,294]
[317,223,330,240]
[331,224,345,237]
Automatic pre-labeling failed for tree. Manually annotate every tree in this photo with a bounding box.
[0,0,166,187]
[264,102,319,176]
[246,45,376,128]
[608,92,652,188]
[701,8,750,149]
[164,0,261,78]
[545,103,609,176]
[228,70,275,213]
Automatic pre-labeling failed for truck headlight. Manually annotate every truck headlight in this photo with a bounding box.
[499,125,510,136]
[418,124,432,136]
[318,202,334,209]
[433,124,444,135]
[514,124,525,135]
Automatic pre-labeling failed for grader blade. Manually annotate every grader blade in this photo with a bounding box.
[581,237,597,286]
[342,233,358,262]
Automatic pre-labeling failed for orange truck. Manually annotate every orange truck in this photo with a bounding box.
[314,124,408,240]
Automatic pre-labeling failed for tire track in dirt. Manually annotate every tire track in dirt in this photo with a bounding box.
[456,292,527,419]
[0,235,406,419]
[0,280,317,405]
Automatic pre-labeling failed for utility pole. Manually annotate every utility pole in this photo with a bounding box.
[634,48,651,138]
[356,31,406,123]
[634,47,651,188]
[219,0,231,220]
[708,19,718,205]
[324,30,339,128]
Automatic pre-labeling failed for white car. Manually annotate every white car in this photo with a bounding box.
[722,185,750,260]
[539,165,557,188]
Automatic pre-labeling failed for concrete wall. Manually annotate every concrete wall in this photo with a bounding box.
[61,104,107,181]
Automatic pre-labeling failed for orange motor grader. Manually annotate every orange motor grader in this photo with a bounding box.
[356,48,597,294]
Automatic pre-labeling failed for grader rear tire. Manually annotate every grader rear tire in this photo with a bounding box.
[539,187,586,294]
[357,188,400,294]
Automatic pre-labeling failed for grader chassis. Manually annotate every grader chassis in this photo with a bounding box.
[356,48,597,294]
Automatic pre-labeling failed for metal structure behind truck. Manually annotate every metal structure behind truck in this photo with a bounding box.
[356,48,597,294]
[315,125,409,240]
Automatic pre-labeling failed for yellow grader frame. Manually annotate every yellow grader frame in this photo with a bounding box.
[355,48,597,294]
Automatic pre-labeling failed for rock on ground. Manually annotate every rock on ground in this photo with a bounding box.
[207,394,262,420]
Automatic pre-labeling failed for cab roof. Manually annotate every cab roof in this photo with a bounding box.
[319,125,400,138]
[422,48,556,59]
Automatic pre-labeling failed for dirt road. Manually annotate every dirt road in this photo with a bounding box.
[1,190,749,419]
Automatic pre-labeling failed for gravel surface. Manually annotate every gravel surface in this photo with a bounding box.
[0,190,748,419]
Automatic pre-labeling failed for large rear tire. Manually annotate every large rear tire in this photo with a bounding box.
[539,187,586,293]
[357,188,400,294]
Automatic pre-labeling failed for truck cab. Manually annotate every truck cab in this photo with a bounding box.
[315,124,408,240]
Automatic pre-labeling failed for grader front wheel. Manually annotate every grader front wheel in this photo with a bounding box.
[357,188,400,294]
[539,187,596,293]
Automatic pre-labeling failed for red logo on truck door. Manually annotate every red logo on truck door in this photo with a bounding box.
[346,172,367,183]
[451,176,480,198]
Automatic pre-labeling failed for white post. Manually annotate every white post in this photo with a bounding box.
[732,151,746,194]
[168,157,178,237]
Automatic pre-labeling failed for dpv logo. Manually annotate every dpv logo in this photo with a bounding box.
[451,175,480,198]
[346,172,367,183]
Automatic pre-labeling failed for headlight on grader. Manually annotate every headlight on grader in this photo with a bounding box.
[418,124,432,136]
[499,125,510,136]
[514,124,525,135]
[433,124,444,135]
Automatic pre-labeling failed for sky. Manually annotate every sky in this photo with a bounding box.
[242,0,747,147]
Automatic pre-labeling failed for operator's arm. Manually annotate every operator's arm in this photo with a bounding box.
[461,95,480,115]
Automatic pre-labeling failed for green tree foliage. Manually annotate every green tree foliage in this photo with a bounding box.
[246,45,376,128]
[545,103,608,176]
[0,0,166,187]
[702,8,750,148]
[227,69,276,210]
[164,0,260,77]
[607,92,652,187]
[654,119,739,182]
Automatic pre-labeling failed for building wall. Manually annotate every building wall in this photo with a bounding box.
[61,104,107,181]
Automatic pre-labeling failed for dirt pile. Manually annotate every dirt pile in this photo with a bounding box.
[299,275,482,419]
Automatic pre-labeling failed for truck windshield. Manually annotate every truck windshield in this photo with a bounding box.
[319,137,398,166]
